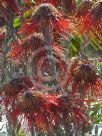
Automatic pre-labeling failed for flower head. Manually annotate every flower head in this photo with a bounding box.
[2,76,34,96]
[17,91,45,112]
[18,3,72,38]
[0,0,20,21]
[77,1,102,38]
[63,0,76,13]
[75,0,92,18]
[1,0,19,13]
[9,34,66,85]
[69,59,102,97]
[8,91,91,133]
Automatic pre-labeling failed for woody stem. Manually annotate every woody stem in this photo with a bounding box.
[42,23,58,91]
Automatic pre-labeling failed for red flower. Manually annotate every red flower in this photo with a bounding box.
[7,91,91,133]
[75,0,92,19]
[2,76,34,96]
[0,0,20,23]
[0,0,19,13]
[77,1,102,37]
[37,0,75,13]
[9,33,44,59]
[18,3,72,38]
[63,0,76,13]
[69,59,102,97]
[17,91,45,112]
[9,34,67,88]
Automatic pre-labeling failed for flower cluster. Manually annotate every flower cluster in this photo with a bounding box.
[76,1,102,39]
[1,77,91,134]
[68,59,102,97]
[0,0,102,135]
[18,3,72,38]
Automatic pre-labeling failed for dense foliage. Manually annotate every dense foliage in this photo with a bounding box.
[0,0,102,136]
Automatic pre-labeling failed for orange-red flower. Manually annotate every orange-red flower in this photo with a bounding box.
[69,59,102,97]
[0,0,20,22]
[9,34,67,86]
[7,91,91,133]
[9,33,44,59]
[77,1,102,37]
[36,0,76,13]
[75,0,92,19]
[17,91,45,112]
[18,3,72,38]
[2,76,34,96]
[63,0,76,13]
[0,0,19,13]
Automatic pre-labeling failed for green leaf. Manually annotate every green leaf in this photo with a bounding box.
[13,17,21,28]
[68,36,81,57]
[23,9,33,18]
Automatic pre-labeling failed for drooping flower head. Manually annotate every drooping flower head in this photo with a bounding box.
[69,59,102,97]
[18,3,72,38]
[7,90,91,134]
[36,0,76,13]
[63,0,76,13]
[9,33,65,63]
[9,33,67,89]
[75,0,92,19]
[9,33,44,59]
[1,76,35,121]
[2,76,34,96]
[17,91,45,112]
[0,0,20,21]
[77,1,102,37]
[2,87,90,134]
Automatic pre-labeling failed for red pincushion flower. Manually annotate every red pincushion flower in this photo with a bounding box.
[9,34,66,65]
[2,76,34,96]
[9,34,68,89]
[7,91,91,133]
[0,0,19,13]
[0,0,20,22]
[63,0,75,13]
[1,76,35,117]
[1,89,90,133]
[69,59,102,97]
[9,33,44,59]
[17,91,45,112]
[77,1,102,38]
[3,79,23,96]
[75,0,92,19]
[18,3,72,38]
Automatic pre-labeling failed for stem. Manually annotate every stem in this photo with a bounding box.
[32,55,37,76]
[42,23,58,91]
[31,120,36,136]
[1,39,7,86]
